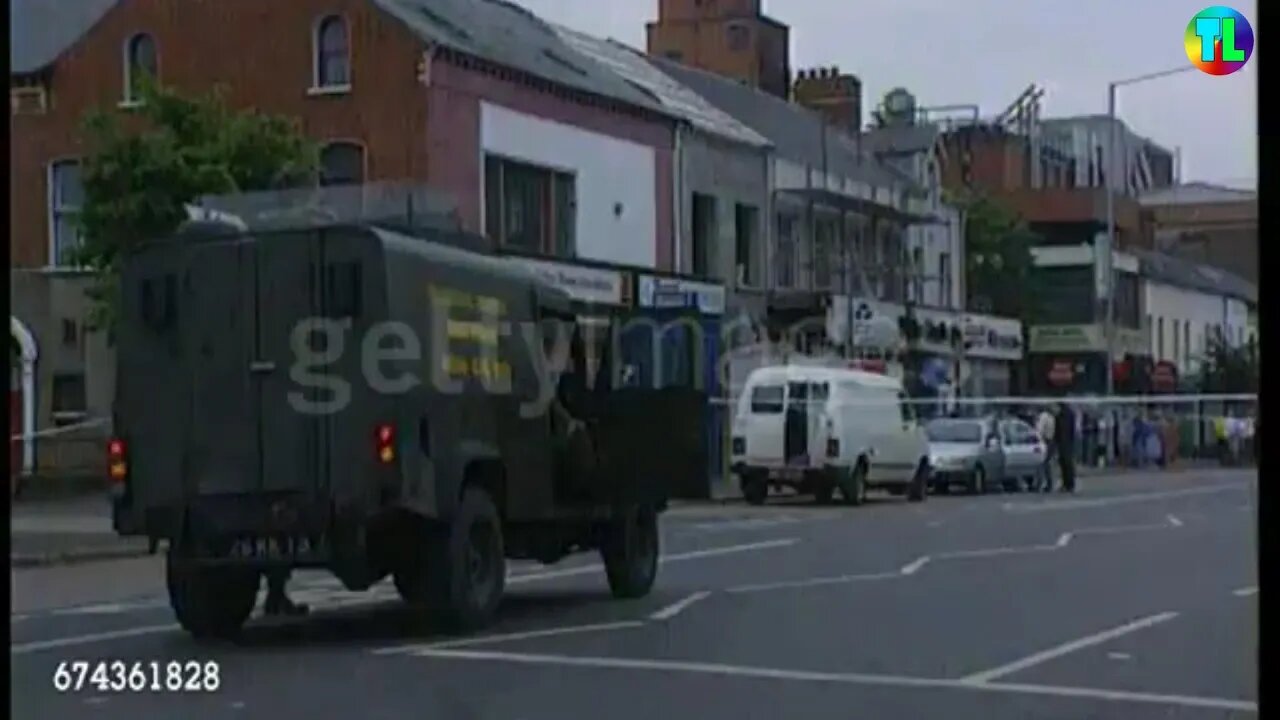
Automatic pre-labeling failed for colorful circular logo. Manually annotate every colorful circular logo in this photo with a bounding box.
[1185,6,1254,75]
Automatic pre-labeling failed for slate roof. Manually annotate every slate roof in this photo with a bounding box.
[649,56,920,193]
[551,26,770,149]
[1132,247,1256,304]
[10,0,119,74]
[371,0,669,115]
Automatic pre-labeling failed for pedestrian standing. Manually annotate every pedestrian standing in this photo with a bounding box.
[1055,402,1078,493]
[1036,405,1057,493]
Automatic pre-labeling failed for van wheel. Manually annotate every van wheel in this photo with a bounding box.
[742,476,768,506]
[840,464,868,506]
[165,549,259,640]
[414,487,506,631]
[814,482,835,505]
[907,461,929,502]
[968,465,987,495]
[601,504,659,599]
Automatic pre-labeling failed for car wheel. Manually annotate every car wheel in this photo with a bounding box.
[166,547,260,640]
[742,476,768,506]
[415,486,506,631]
[969,465,986,495]
[601,503,660,599]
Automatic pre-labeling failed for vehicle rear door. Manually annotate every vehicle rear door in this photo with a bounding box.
[735,383,785,466]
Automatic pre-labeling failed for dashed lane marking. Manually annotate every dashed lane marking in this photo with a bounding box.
[649,591,711,621]
[1001,483,1246,513]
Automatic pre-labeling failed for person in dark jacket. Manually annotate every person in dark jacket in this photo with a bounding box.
[1055,402,1078,493]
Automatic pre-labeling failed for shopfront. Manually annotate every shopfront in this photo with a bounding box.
[1027,323,1147,395]
[961,313,1024,399]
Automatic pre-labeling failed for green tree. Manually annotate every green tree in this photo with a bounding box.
[1199,333,1258,394]
[73,78,318,334]
[951,191,1043,323]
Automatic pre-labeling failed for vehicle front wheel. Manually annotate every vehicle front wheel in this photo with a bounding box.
[840,464,869,506]
[601,504,659,599]
[166,549,259,640]
[907,462,929,502]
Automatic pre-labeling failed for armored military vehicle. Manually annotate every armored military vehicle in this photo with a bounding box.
[110,191,675,638]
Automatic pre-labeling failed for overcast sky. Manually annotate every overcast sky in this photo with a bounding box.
[514,0,1257,189]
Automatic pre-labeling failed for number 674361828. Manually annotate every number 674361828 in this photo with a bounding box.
[52,660,220,693]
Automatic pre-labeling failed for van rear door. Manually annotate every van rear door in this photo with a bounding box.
[735,382,785,466]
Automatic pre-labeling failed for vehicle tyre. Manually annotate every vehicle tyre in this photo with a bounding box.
[600,503,660,599]
[968,465,987,495]
[1002,477,1019,493]
[166,548,259,640]
[814,482,835,505]
[839,463,869,506]
[742,476,768,506]
[907,461,929,502]
[418,487,507,631]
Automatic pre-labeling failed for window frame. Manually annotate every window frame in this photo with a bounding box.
[319,140,366,187]
[482,153,577,257]
[121,32,158,106]
[47,158,84,268]
[311,14,352,94]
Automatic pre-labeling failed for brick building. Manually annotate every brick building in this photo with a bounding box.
[9,0,677,475]
[1139,183,1258,285]
[646,0,790,99]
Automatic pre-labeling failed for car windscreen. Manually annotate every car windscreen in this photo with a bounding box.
[750,384,784,414]
[925,420,982,443]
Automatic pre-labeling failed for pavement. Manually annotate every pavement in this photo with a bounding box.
[10,467,1257,719]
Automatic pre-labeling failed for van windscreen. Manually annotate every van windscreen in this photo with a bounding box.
[750,385,784,414]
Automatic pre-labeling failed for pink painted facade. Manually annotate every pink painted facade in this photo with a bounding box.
[426,55,676,270]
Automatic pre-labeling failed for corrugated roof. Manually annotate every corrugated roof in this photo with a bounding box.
[551,26,770,149]
[10,0,119,74]
[1132,248,1256,304]
[649,57,919,193]
[1140,182,1257,206]
[371,0,670,116]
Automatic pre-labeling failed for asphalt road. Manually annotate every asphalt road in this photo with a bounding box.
[11,469,1258,719]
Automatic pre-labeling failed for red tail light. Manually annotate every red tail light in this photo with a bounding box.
[107,438,128,483]
[375,424,396,464]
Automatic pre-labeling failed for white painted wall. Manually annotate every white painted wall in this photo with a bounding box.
[1145,280,1248,376]
[479,102,657,268]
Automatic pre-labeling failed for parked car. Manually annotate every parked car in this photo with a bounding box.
[731,366,930,506]
[998,418,1049,491]
[925,417,1006,494]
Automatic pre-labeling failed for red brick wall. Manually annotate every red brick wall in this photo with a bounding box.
[10,0,427,268]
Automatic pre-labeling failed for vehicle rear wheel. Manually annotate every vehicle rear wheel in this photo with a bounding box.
[600,504,659,599]
[742,476,768,506]
[907,462,929,502]
[969,465,987,495]
[839,464,869,506]
[166,548,259,640]
[814,482,835,505]
[404,487,506,631]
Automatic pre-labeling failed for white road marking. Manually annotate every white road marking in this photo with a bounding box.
[1233,586,1258,597]
[230,702,246,710]
[649,591,711,621]
[1166,514,1183,527]
[959,612,1179,684]
[1108,652,1132,661]
[726,571,900,594]
[1002,484,1245,513]
[688,518,803,532]
[51,602,136,616]
[1056,532,1073,547]
[936,544,1058,560]
[507,538,799,585]
[409,647,1256,712]
[926,520,943,528]
[899,556,930,575]
[83,697,109,705]
[375,620,646,655]
[11,623,180,655]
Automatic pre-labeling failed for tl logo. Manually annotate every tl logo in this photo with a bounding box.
[1185,6,1254,76]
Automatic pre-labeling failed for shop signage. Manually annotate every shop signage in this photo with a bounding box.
[636,275,726,316]
[1029,324,1105,353]
[1151,361,1178,392]
[1047,360,1077,387]
[517,258,627,307]
[826,297,904,351]
[962,314,1024,361]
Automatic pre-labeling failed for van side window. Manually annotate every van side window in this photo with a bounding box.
[326,262,362,318]
[787,382,809,408]
[750,385,784,414]
[898,391,915,424]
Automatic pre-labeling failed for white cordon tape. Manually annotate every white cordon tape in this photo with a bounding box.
[8,417,108,443]
[709,393,1258,408]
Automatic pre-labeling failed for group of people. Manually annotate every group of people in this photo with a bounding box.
[1034,403,1078,493]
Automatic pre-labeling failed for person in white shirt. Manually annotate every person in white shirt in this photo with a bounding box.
[1036,407,1057,492]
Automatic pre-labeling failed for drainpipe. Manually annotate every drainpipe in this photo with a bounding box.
[10,316,38,476]
[673,122,686,273]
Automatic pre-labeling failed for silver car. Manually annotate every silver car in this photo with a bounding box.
[925,417,1006,494]
[998,418,1050,491]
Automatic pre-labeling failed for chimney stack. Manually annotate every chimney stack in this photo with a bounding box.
[792,66,863,135]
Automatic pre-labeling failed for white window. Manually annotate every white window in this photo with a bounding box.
[320,141,365,186]
[48,160,84,267]
[122,33,158,104]
[313,16,351,91]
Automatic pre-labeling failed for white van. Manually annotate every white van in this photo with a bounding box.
[730,365,930,505]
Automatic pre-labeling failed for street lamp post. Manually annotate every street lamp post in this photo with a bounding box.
[1102,65,1198,398]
